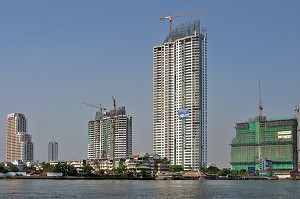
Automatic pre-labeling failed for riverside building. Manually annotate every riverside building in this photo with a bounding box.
[88,106,132,160]
[48,138,58,162]
[230,116,298,171]
[6,113,34,162]
[153,20,208,170]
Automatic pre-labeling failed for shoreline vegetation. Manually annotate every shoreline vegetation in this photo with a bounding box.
[0,175,154,180]
[0,175,297,180]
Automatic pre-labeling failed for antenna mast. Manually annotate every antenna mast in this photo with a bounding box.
[258,78,263,117]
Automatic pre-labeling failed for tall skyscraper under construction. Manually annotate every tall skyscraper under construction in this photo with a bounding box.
[87,106,132,160]
[153,20,208,170]
[231,116,298,171]
[6,113,34,162]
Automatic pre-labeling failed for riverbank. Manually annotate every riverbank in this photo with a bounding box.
[0,175,154,180]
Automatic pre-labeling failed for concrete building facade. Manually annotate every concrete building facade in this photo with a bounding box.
[48,138,58,162]
[88,106,132,160]
[6,113,34,162]
[153,20,208,170]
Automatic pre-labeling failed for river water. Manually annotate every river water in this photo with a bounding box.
[0,179,299,198]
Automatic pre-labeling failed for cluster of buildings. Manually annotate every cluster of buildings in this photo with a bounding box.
[86,20,209,173]
[5,113,59,167]
[3,20,209,173]
[6,19,298,178]
[6,113,33,163]
[86,20,209,172]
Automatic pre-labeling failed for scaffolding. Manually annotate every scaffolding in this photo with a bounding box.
[230,116,297,171]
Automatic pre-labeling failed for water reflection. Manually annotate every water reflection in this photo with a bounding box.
[0,180,300,198]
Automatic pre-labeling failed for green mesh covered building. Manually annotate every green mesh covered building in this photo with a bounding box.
[230,116,298,171]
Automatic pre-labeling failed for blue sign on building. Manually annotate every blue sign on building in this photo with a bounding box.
[178,108,190,119]
[248,167,255,174]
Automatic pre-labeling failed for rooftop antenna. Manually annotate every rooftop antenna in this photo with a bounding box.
[258,78,263,117]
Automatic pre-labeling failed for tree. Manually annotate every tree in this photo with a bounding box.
[256,169,260,176]
[7,164,19,172]
[66,164,77,176]
[170,165,183,173]
[117,164,127,176]
[202,166,220,174]
[216,168,231,176]
[42,163,55,172]
[82,164,94,176]
[25,166,36,173]
[0,164,8,173]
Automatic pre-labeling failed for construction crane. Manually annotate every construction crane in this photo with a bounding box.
[82,102,106,118]
[160,10,209,33]
[112,96,116,115]
[258,78,263,117]
[111,96,117,169]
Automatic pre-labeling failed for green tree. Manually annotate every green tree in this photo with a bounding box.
[267,170,274,177]
[25,166,36,173]
[82,164,94,176]
[0,164,8,173]
[217,168,231,176]
[117,164,127,176]
[42,163,55,172]
[256,169,260,176]
[170,165,183,173]
[7,164,19,172]
[66,164,78,176]
[202,166,220,174]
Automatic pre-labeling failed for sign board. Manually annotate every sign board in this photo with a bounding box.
[277,131,292,139]
[248,167,255,174]
[178,108,189,119]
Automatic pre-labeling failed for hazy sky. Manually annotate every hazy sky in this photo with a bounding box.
[0,0,299,168]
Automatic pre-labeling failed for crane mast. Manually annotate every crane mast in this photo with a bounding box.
[258,78,263,118]
[111,96,117,169]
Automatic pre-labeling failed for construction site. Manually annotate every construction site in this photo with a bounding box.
[230,116,298,171]
[230,80,300,173]
[83,98,132,163]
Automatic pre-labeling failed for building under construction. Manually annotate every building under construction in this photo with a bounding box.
[230,116,298,171]
[87,103,132,161]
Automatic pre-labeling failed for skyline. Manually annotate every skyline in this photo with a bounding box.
[0,0,299,168]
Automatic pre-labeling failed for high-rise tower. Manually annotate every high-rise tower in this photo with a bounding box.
[6,113,34,162]
[88,106,132,160]
[153,20,207,170]
[48,138,58,162]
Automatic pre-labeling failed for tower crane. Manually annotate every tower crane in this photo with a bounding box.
[82,102,106,118]
[112,96,116,115]
[111,96,117,169]
[258,78,263,118]
[160,10,209,33]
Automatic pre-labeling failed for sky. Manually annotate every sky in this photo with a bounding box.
[0,0,299,168]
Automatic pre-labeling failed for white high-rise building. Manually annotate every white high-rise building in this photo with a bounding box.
[6,113,34,162]
[88,106,132,160]
[153,20,207,170]
[48,138,58,162]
